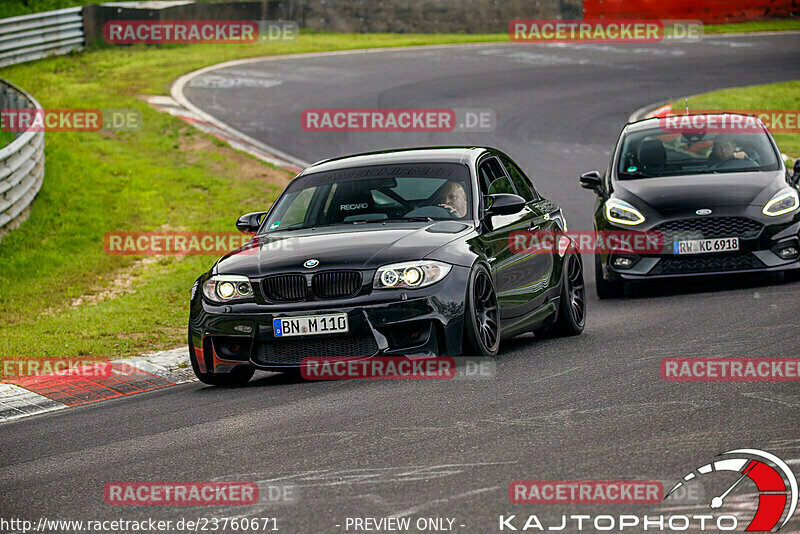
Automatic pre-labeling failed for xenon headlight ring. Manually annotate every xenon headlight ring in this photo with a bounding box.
[604,198,646,226]
[374,261,452,289]
[203,274,254,303]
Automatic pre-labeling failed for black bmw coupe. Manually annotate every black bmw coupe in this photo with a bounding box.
[189,147,585,385]
[581,113,800,298]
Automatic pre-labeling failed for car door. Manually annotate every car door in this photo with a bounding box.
[475,155,537,321]
[500,155,563,313]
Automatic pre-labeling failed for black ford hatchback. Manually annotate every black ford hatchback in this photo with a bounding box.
[581,113,800,298]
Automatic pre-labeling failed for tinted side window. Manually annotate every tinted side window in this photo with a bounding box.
[477,160,495,195]
[488,176,515,195]
[479,157,515,195]
[274,187,319,227]
[501,157,537,201]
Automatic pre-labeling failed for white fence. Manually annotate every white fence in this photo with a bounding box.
[0,7,84,69]
[0,79,45,230]
[0,6,79,231]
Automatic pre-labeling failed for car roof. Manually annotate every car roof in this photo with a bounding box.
[297,147,489,175]
[624,112,768,134]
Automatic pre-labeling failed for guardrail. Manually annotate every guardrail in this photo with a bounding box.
[0,7,84,69]
[0,79,45,231]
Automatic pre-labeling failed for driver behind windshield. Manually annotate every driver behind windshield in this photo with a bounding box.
[708,134,747,164]
[434,180,468,217]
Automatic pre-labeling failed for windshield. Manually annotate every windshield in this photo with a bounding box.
[263,162,472,233]
[617,127,780,179]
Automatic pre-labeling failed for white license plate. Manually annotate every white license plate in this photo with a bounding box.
[673,237,739,255]
[273,313,348,337]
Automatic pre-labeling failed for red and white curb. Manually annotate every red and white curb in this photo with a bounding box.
[0,347,195,423]
[141,94,306,173]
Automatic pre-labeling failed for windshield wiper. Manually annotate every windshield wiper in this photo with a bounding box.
[269,217,438,231]
[620,171,652,179]
[268,223,313,232]
[709,167,758,174]
[384,216,436,222]
[347,216,435,224]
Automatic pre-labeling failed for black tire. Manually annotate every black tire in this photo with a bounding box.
[537,252,586,337]
[462,264,500,357]
[189,332,254,386]
[595,254,624,299]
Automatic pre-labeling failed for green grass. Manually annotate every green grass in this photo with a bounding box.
[703,19,800,34]
[672,80,800,159]
[0,33,513,360]
[1,0,89,18]
[0,130,17,147]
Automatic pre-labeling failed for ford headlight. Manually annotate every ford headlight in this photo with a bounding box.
[763,187,799,216]
[605,198,645,226]
[374,261,452,289]
[203,274,254,302]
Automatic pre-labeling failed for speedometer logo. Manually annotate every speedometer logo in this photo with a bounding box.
[666,449,798,531]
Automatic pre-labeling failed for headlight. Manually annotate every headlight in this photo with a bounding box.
[605,198,645,226]
[763,187,799,216]
[374,260,452,289]
[202,274,254,302]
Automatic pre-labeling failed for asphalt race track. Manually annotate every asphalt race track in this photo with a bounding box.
[2,34,800,533]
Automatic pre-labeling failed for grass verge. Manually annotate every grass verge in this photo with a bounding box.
[703,19,800,34]
[0,130,16,147]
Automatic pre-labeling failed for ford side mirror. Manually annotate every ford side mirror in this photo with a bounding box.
[579,170,603,191]
[793,159,800,184]
[236,211,268,235]
[485,193,526,216]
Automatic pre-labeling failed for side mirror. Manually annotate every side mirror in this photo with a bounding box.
[579,170,603,191]
[485,193,526,216]
[792,159,800,184]
[236,211,268,235]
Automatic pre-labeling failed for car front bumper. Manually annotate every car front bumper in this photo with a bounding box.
[599,215,800,281]
[189,266,470,373]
